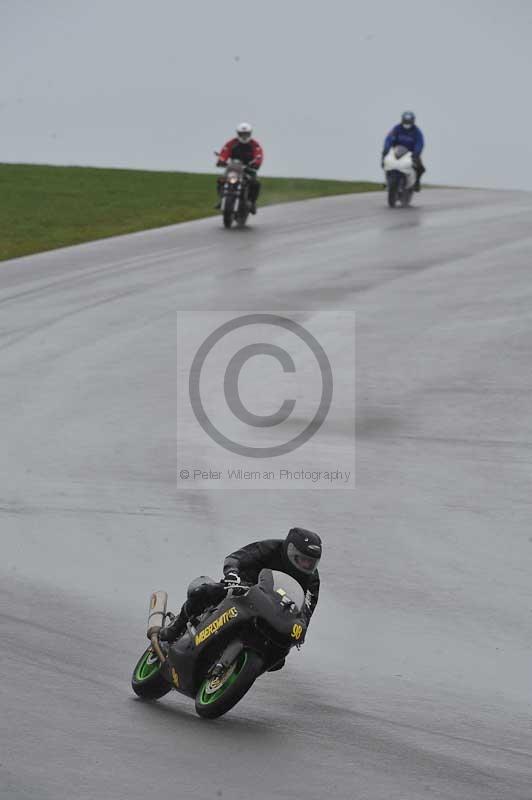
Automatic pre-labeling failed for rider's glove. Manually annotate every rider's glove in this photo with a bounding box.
[223,571,241,588]
[217,159,227,167]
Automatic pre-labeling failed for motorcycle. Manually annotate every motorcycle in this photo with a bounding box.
[216,155,256,229]
[383,145,416,208]
[131,569,307,718]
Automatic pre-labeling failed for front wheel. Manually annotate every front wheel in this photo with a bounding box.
[195,649,264,719]
[387,174,399,208]
[223,196,235,229]
[131,646,172,700]
[236,188,249,228]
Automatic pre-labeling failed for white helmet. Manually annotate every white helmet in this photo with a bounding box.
[236,122,252,143]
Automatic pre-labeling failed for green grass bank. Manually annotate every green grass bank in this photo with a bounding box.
[0,163,380,262]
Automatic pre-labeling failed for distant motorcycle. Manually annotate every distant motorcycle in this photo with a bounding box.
[216,157,256,229]
[383,145,416,208]
[131,569,307,718]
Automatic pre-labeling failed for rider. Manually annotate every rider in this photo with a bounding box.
[159,528,321,665]
[216,122,264,213]
[382,111,425,191]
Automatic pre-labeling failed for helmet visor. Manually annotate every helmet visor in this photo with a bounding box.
[237,130,251,142]
[286,542,320,574]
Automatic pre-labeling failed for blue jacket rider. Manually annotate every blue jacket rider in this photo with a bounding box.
[382,111,426,191]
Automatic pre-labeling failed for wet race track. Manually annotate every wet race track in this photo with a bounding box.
[1,189,532,799]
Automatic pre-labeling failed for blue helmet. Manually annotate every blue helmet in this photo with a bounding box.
[401,111,416,127]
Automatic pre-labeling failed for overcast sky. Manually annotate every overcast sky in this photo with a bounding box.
[2,0,532,189]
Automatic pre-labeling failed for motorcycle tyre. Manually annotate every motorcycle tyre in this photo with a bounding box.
[131,646,172,700]
[195,649,264,719]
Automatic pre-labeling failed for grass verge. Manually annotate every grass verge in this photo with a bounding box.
[0,163,380,262]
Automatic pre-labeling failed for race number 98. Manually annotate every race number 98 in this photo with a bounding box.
[291,624,303,641]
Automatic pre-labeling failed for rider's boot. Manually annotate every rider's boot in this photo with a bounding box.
[159,606,188,643]
[214,181,223,209]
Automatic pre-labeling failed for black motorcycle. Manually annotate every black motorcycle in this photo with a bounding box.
[217,159,256,229]
[131,570,307,718]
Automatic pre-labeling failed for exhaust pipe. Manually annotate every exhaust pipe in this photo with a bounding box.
[147,590,167,637]
[147,590,168,664]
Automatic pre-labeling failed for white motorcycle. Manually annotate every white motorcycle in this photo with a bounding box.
[383,145,416,208]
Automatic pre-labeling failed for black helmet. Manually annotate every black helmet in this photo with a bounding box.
[401,111,416,127]
[283,527,322,575]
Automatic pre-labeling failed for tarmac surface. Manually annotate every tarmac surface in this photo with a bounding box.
[1,189,532,799]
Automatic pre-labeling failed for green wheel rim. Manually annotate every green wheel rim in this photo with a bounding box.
[198,651,248,706]
[134,649,161,682]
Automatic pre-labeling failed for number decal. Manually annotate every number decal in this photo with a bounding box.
[291,624,303,641]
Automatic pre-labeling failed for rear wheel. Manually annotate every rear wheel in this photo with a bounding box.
[131,646,172,700]
[223,196,234,229]
[400,187,413,207]
[236,208,249,228]
[236,188,249,228]
[195,649,263,719]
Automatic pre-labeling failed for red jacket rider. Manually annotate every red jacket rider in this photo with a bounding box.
[216,122,263,212]
[218,123,263,169]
